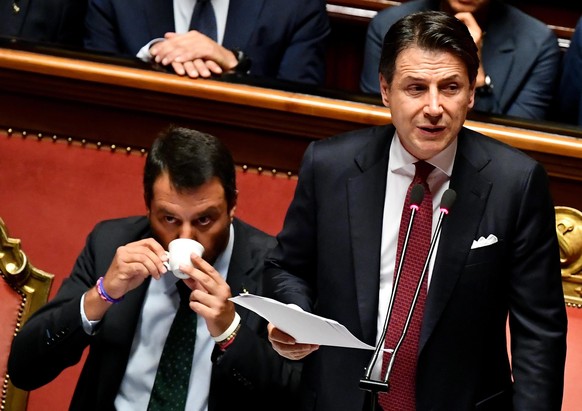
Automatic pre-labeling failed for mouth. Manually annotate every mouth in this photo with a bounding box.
[418,125,446,135]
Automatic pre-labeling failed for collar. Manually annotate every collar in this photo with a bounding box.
[389,131,457,178]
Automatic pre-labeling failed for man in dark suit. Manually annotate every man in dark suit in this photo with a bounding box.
[8,127,300,410]
[360,0,560,121]
[266,11,566,411]
[84,0,330,85]
[0,0,86,47]
[558,16,582,125]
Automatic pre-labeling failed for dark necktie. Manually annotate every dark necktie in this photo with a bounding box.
[148,281,197,411]
[379,161,434,411]
[189,0,217,42]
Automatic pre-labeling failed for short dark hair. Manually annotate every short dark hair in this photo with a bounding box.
[379,11,479,86]
[143,126,236,210]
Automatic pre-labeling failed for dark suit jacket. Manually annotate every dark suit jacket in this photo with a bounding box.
[265,125,567,411]
[0,0,86,47]
[8,217,301,411]
[360,0,560,120]
[558,17,582,125]
[83,0,330,85]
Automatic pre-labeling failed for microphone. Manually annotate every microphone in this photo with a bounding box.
[381,188,457,384]
[360,184,425,391]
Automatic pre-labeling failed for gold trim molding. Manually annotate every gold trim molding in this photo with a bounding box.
[0,218,54,411]
[556,206,582,308]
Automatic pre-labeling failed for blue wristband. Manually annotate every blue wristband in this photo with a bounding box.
[96,276,124,304]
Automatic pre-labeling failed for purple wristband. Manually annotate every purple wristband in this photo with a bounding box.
[96,277,124,304]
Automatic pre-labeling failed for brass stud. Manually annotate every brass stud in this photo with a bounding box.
[67,137,73,144]
[22,130,27,137]
[271,169,277,175]
[96,142,102,148]
[257,167,263,173]
[7,128,12,135]
[110,144,116,151]
[37,133,43,139]
[52,135,58,142]
[126,147,131,153]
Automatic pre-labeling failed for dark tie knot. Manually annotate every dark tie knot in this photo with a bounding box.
[414,161,434,184]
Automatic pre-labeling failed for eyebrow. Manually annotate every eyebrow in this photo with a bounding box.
[155,204,222,218]
[402,74,463,83]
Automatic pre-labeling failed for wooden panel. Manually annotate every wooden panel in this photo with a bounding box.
[1,47,582,211]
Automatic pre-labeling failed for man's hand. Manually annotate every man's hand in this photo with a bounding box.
[455,12,487,87]
[85,238,168,320]
[180,254,236,337]
[268,323,319,360]
[150,31,239,78]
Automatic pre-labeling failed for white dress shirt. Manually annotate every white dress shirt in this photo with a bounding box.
[372,133,457,378]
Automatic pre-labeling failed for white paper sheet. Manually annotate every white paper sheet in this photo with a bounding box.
[230,293,377,350]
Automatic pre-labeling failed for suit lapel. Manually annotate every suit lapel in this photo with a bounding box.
[225,220,258,324]
[348,127,392,343]
[419,129,492,351]
[222,0,265,48]
[144,0,175,37]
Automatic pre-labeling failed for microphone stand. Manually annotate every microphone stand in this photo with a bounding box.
[359,185,425,410]
[359,188,456,411]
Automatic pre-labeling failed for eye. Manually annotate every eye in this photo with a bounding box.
[197,216,212,226]
[164,215,177,224]
[407,84,426,96]
[442,83,460,94]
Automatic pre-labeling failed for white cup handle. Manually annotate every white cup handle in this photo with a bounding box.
[162,251,171,272]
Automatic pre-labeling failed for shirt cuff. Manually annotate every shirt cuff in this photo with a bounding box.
[80,292,100,335]
[212,312,241,343]
[136,38,164,62]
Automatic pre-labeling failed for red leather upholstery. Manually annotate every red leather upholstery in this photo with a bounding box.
[564,306,582,411]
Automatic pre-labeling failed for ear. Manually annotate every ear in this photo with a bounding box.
[229,190,239,222]
[379,73,391,108]
[468,81,476,110]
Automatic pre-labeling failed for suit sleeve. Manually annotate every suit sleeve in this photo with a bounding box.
[500,30,560,120]
[84,0,123,54]
[264,142,319,311]
[558,17,582,125]
[360,13,386,94]
[508,162,567,409]
[210,324,301,393]
[276,0,330,85]
[8,232,100,390]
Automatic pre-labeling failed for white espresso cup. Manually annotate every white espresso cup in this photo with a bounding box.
[164,238,205,279]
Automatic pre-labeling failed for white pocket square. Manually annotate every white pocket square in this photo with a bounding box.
[471,234,498,249]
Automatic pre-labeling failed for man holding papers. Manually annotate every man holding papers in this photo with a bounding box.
[264,11,567,411]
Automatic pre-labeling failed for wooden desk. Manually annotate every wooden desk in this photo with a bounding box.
[1,47,582,209]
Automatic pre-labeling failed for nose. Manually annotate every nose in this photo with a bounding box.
[177,223,198,241]
[424,88,443,118]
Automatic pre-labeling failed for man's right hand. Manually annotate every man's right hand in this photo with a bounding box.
[84,238,168,320]
[268,323,319,361]
[150,31,239,78]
